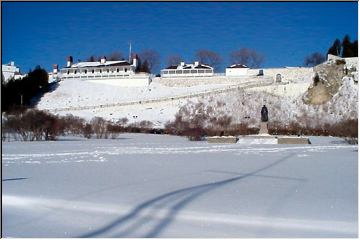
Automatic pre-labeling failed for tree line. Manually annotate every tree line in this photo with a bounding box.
[327,35,357,58]
[304,34,358,67]
[2,109,158,141]
[82,34,358,73]
[85,48,265,74]
[2,66,50,112]
[2,108,356,143]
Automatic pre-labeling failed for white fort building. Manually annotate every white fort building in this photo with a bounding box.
[161,61,214,78]
[58,55,150,87]
[2,61,23,83]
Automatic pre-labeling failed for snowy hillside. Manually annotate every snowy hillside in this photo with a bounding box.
[36,60,358,128]
[180,76,358,128]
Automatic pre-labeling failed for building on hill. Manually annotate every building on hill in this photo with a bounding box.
[59,54,150,87]
[225,64,249,77]
[2,61,23,83]
[160,61,214,78]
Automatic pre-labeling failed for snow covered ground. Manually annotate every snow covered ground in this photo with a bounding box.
[2,134,357,237]
[36,78,274,127]
[37,80,239,110]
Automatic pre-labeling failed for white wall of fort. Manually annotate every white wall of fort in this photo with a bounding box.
[248,67,314,83]
[246,82,311,98]
[87,74,151,87]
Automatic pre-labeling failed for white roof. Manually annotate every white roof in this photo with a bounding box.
[227,64,249,69]
[163,62,213,70]
[70,60,130,68]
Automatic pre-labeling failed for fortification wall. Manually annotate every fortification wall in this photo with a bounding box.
[153,75,260,87]
[248,67,314,82]
[246,82,310,98]
[248,67,314,83]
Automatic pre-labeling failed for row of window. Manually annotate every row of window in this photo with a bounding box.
[61,68,129,75]
[62,74,131,79]
[161,69,213,75]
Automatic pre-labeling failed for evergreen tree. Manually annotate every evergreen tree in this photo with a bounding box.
[2,66,49,112]
[327,39,341,56]
[342,35,354,57]
[352,40,358,57]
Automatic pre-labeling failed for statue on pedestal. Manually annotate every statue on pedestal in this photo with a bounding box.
[261,105,268,122]
[259,105,269,135]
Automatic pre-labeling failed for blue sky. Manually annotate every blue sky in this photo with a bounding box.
[2,2,358,73]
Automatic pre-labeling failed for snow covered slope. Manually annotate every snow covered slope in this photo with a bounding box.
[36,61,358,128]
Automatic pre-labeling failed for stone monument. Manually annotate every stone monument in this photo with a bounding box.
[259,105,269,135]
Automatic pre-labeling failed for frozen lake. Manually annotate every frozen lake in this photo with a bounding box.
[2,134,358,237]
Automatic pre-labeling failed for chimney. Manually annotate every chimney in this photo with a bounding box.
[10,61,15,66]
[180,62,185,67]
[53,64,58,74]
[194,61,199,66]
[132,54,138,68]
[100,56,106,64]
[67,56,73,67]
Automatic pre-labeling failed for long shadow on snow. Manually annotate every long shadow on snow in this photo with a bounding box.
[2,177,28,182]
[78,153,295,238]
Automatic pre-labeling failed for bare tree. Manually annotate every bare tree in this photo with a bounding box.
[250,50,265,68]
[106,51,123,61]
[87,55,97,62]
[167,54,183,66]
[195,49,222,72]
[91,117,108,139]
[230,48,264,68]
[304,52,325,67]
[139,49,160,73]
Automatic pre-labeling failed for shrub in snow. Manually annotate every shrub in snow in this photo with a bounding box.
[2,109,61,141]
[90,117,109,139]
[83,123,93,139]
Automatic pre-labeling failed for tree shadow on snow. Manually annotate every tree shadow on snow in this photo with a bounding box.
[30,81,60,107]
[2,177,28,182]
[77,154,297,238]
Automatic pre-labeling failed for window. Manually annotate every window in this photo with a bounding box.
[184,70,190,74]
[107,69,109,73]
[92,69,95,73]
[205,69,212,73]
[176,70,182,74]
[191,70,197,74]
[84,70,87,74]
[67,70,70,75]
[100,69,102,73]
[169,70,175,74]
[117,68,119,72]
[125,68,127,72]
[198,70,204,73]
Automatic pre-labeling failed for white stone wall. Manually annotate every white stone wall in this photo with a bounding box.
[248,67,314,83]
[225,68,248,76]
[154,75,259,87]
[88,74,150,87]
[246,82,310,98]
